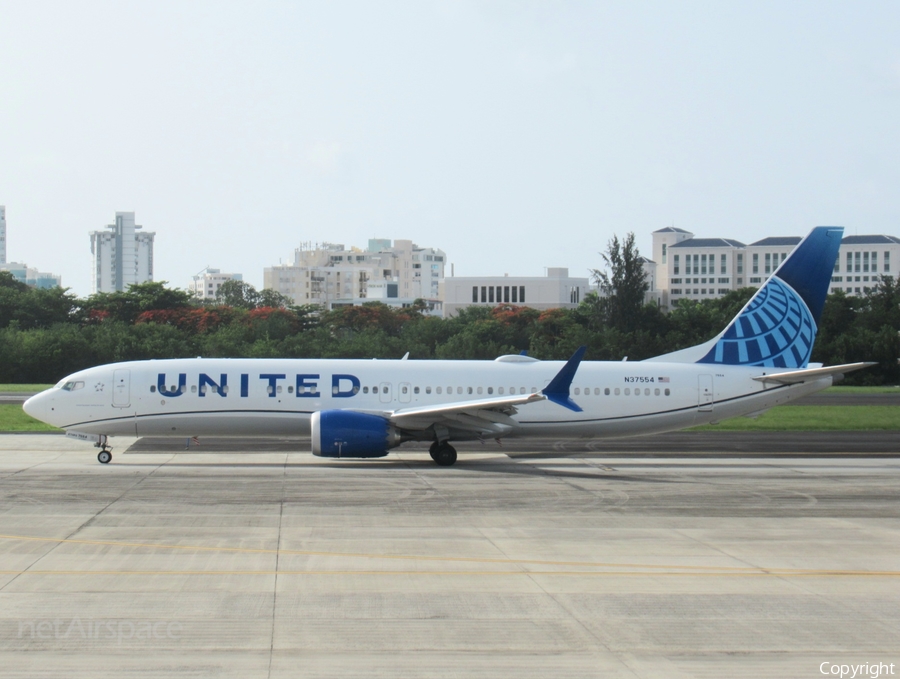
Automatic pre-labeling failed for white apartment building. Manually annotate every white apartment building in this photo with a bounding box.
[90,212,155,294]
[651,227,900,307]
[189,267,243,301]
[443,268,589,317]
[0,206,6,265]
[264,239,445,314]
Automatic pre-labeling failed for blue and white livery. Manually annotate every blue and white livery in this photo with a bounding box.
[24,227,870,466]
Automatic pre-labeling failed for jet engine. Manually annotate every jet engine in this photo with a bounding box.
[310,410,402,458]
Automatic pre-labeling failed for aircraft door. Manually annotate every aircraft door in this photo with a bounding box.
[112,369,131,408]
[379,382,392,404]
[399,382,412,403]
[698,374,713,412]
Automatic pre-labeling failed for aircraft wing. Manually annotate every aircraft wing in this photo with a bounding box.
[387,392,545,434]
[379,346,587,437]
[752,362,876,385]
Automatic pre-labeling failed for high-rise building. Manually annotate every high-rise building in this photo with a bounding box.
[264,239,446,314]
[189,267,243,300]
[0,205,6,265]
[90,212,155,294]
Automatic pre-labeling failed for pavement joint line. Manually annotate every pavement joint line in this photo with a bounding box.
[0,569,898,577]
[1,534,898,576]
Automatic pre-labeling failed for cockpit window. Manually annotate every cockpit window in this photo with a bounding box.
[61,381,85,392]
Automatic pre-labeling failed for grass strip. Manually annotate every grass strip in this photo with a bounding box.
[692,405,900,431]
[0,384,53,392]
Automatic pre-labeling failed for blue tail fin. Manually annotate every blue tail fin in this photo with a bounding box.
[647,226,844,368]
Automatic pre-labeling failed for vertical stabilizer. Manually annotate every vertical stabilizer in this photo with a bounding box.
[646,226,844,368]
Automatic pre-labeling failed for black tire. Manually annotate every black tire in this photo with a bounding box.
[98,450,112,464]
[429,441,440,461]
[433,443,457,466]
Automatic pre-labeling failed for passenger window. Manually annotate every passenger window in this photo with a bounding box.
[287,386,293,394]
[498,387,504,395]
[665,388,670,396]
[277,386,283,394]
[467,387,473,394]
[267,386,274,395]
[477,387,483,395]
[426,387,432,394]
[624,388,630,395]
[401,386,408,394]
[531,387,537,393]
[487,387,493,395]
[373,386,379,394]
[436,387,442,394]
[199,386,206,395]
[414,386,420,394]
[353,386,360,394]
[222,385,229,394]
[644,388,650,396]
[654,388,660,396]
[457,387,462,394]
[604,388,610,395]
[615,388,620,396]
[150,385,156,393]
[363,386,369,394]
[574,388,580,395]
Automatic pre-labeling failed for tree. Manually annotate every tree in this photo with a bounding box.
[81,281,194,324]
[591,232,649,332]
[215,280,261,309]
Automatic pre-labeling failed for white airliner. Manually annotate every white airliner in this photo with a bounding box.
[24,226,870,466]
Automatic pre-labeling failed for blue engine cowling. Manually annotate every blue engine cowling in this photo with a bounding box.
[310,410,401,458]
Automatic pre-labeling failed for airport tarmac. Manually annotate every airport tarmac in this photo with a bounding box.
[1,434,899,678]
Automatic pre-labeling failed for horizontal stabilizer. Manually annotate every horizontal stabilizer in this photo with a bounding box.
[751,362,876,384]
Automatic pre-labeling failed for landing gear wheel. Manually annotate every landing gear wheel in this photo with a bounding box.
[432,443,457,467]
[97,450,112,464]
[429,441,440,460]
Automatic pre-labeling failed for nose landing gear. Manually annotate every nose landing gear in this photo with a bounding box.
[94,435,112,464]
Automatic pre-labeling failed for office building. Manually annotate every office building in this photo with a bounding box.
[443,268,589,317]
[90,212,155,294]
[650,227,900,307]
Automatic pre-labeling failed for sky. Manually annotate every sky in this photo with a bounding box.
[1,1,899,297]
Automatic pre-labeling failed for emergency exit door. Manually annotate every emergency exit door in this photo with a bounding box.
[112,369,131,408]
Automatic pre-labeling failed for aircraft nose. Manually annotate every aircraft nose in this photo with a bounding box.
[23,391,47,422]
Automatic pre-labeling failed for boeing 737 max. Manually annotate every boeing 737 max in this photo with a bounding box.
[24,226,871,465]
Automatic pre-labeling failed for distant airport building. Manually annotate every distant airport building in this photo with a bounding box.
[189,267,243,301]
[0,261,62,289]
[650,227,900,307]
[0,205,6,265]
[0,206,62,287]
[264,239,446,315]
[443,268,589,317]
[90,212,155,294]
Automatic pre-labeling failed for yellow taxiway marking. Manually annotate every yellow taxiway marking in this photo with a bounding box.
[1,533,897,577]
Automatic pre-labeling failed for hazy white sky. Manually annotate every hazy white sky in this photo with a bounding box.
[1,1,898,297]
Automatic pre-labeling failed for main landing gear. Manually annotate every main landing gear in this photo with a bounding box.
[429,441,457,466]
[95,435,112,464]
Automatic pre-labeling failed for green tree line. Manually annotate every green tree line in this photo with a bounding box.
[0,247,897,385]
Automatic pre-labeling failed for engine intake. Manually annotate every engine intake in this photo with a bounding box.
[311,410,401,458]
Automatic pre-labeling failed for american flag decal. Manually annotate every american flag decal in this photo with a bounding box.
[658,377,670,383]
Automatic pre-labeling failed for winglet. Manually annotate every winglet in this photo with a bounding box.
[542,346,586,412]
